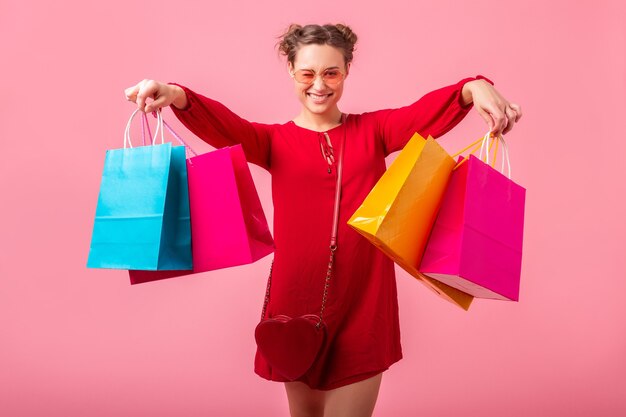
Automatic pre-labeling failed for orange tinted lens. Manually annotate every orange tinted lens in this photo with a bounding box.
[323,70,343,84]
[295,70,315,83]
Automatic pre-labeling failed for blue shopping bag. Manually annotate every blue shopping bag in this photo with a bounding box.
[87,110,192,270]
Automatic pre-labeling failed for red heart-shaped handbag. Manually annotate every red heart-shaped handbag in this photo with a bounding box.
[254,314,326,381]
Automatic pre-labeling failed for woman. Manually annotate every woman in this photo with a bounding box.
[125,23,521,417]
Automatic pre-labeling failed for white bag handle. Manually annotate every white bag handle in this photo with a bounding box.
[478,131,512,178]
[124,109,164,148]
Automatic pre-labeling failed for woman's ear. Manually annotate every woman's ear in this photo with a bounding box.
[287,62,294,77]
[345,62,351,78]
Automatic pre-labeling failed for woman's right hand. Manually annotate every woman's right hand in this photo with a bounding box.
[124,80,188,113]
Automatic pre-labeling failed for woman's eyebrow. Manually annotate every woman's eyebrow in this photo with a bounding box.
[296,66,341,71]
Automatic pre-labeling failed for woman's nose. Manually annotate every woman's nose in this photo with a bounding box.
[312,74,327,89]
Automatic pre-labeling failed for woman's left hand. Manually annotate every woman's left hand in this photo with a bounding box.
[462,79,522,136]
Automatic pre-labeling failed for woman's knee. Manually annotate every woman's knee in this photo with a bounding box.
[323,373,383,417]
[284,381,326,417]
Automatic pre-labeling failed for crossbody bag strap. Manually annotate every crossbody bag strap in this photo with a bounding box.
[261,114,348,325]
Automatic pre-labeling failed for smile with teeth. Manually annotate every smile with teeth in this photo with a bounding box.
[307,92,332,102]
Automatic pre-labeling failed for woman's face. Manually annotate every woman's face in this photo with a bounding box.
[289,44,349,118]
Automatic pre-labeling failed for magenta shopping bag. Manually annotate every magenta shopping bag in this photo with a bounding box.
[419,150,526,301]
[129,143,274,284]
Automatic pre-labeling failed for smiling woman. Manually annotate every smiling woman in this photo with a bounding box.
[288,44,348,130]
[124,22,521,417]
[280,24,357,132]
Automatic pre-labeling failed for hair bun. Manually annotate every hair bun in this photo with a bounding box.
[286,24,303,37]
[335,24,358,47]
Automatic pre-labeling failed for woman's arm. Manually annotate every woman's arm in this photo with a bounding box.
[168,83,272,170]
[374,76,521,156]
[170,84,189,110]
[124,80,272,170]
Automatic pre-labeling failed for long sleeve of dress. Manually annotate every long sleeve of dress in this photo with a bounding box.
[375,75,493,156]
[168,83,272,171]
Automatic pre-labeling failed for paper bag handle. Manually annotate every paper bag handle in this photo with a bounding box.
[479,132,511,178]
[452,132,512,178]
[139,112,198,157]
[124,109,198,158]
[124,108,164,148]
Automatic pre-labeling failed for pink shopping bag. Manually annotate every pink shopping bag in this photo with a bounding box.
[129,142,274,284]
[420,151,526,301]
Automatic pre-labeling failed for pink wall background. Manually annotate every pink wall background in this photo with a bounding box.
[1,0,624,416]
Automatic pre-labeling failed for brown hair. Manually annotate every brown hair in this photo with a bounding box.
[277,23,358,67]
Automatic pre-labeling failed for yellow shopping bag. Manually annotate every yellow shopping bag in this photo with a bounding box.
[348,133,475,310]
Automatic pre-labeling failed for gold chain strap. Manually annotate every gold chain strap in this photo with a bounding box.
[260,261,274,321]
[318,246,336,326]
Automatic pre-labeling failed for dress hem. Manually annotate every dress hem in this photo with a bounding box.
[254,353,403,391]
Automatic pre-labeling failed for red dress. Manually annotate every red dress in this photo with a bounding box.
[170,76,486,390]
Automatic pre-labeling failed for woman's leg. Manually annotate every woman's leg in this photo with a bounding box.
[323,373,383,417]
[284,381,326,417]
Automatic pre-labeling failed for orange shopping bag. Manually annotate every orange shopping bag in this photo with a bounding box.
[348,132,477,310]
